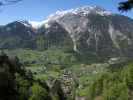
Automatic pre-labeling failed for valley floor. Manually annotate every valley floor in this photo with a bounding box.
[3,49,133,100]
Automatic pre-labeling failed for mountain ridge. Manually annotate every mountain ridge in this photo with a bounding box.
[0,5,133,58]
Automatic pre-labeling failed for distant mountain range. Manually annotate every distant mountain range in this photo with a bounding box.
[0,5,133,58]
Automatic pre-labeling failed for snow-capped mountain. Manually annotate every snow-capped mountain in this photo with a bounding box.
[0,5,133,58]
[29,5,113,29]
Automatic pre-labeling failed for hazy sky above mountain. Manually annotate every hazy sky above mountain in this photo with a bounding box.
[0,0,133,25]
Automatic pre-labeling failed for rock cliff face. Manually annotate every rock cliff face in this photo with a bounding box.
[1,5,133,58]
[36,6,133,58]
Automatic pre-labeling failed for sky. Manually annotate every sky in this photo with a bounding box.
[0,0,133,25]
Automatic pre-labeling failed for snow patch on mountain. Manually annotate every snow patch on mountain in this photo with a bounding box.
[45,5,112,20]
[29,20,50,29]
[16,20,32,27]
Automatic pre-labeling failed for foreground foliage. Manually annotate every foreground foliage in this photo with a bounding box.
[88,61,133,100]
